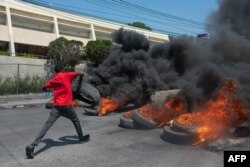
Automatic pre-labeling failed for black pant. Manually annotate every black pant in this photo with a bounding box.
[32,106,84,145]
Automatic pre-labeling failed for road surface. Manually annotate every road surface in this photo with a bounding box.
[1,104,249,167]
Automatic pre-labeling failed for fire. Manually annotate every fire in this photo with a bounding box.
[98,98,120,116]
[196,80,248,144]
[72,100,80,107]
[175,80,248,145]
[164,96,187,127]
[137,97,186,128]
[165,96,185,113]
[167,120,174,127]
[138,104,168,127]
[176,112,203,126]
[124,110,135,118]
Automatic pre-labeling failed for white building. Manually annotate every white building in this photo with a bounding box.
[0,0,169,57]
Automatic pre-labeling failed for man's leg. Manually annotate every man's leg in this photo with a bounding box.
[60,106,89,143]
[26,109,60,158]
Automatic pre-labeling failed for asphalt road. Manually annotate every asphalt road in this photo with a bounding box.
[1,105,249,167]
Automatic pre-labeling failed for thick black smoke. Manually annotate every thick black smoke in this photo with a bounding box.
[91,0,250,110]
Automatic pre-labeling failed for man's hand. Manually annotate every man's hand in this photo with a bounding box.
[77,72,85,76]
[42,86,49,92]
[44,90,51,98]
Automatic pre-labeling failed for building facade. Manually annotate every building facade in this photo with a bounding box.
[0,0,169,57]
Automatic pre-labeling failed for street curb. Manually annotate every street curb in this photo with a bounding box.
[0,99,48,109]
[0,93,45,101]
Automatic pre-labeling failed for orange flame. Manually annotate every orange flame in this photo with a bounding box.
[195,81,248,144]
[175,80,248,145]
[72,100,80,107]
[138,104,168,127]
[137,97,187,128]
[165,96,185,113]
[98,98,120,116]
[176,112,203,126]
[124,110,135,119]
[168,120,174,127]
[164,96,187,127]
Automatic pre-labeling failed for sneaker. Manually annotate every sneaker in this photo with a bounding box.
[79,134,90,144]
[26,144,35,159]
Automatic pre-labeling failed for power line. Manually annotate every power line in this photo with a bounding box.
[85,0,216,32]
[117,0,216,29]
[21,0,211,36]
[85,0,200,34]
[21,0,188,36]
[98,0,213,30]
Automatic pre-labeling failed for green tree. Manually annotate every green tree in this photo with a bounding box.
[85,40,112,66]
[45,37,85,75]
[128,22,152,31]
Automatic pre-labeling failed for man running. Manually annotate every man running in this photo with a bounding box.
[26,64,90,159]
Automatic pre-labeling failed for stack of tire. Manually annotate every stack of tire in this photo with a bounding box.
[119,89,181,129]
[162,116,200,145]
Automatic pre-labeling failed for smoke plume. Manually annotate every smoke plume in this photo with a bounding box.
[90,0,250,110]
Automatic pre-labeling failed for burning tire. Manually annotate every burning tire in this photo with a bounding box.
[162,113,202,145]
[171,113,201,134]
[132,110,158,129]
[119,110,138,129]
[162,126,199,145]
[172,119,198,134]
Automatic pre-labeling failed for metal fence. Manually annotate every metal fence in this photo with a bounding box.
[0,63,93,95]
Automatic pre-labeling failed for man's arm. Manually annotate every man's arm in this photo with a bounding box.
[42,79,55,91]
[76,71,84,76]
[66,71,84,81]
[75,72,85,94]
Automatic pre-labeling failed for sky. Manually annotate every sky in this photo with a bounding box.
[23,0,219,37]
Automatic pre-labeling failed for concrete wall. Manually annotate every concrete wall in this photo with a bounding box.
[0,55,46,78]
[0,25,10,42]
[0,55,88,78]
[13,27,57,46]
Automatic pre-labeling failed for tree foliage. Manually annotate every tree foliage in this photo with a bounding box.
[85,40,112,66]
[128,22,152,31]
[45,37,84,75]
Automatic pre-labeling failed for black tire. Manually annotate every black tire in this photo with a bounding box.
[45,101,53,109]
[74,82,101,105]
[83,101,102,115]
[74,99,93,108]
[132,110,158,129]
[171,119,198,134]
[119,114,138,129]
[162,126,199,145]
[84,107,100,115]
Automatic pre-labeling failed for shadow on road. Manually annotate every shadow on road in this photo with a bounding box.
[34,135,79,156]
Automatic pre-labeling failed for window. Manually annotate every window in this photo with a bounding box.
[15,43,48,59]
[11,14,53,33]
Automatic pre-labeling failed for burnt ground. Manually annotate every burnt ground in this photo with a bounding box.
[1,105,250,167]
